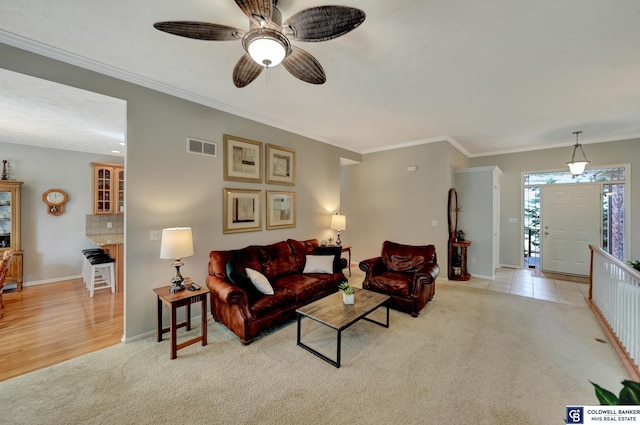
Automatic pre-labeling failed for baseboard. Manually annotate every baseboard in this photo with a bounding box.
[122,330,155,344]
[5,274,83,289]
[500,264,522,269]
[122,313,206,344]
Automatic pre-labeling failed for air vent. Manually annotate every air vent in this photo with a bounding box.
[186,138,217,157]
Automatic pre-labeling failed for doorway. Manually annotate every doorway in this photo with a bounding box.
[523,166,627,274]
[541,184,600,275]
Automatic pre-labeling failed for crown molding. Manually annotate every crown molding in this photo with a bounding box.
[0,30,362,153]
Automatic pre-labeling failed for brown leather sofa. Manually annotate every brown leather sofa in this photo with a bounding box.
[206,239,345,344]
[359,241,439,317]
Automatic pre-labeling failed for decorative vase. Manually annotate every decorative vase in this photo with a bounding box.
[343,293,354,305]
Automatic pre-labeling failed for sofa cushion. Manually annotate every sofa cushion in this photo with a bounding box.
[246,267,274,295]
[381,241,436,272]
[366,271,412,297]
[254,241,298,279]
[209,248,260,277]
[287,239,320,272]
[302,255,334,274]
[249,287,296,318]
[274,274,329,303]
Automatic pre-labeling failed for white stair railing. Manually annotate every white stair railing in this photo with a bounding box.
[589,244,640,380]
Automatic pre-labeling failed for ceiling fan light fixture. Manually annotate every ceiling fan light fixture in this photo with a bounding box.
[566,130,590,175]
[243,28,290,67]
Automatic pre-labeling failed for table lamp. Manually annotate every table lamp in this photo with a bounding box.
[160,227,194,293]
[330,213,346,246]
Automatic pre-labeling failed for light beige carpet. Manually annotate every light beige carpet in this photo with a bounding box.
[0,284,628,425]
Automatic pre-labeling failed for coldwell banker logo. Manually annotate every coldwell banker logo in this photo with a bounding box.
[566,407,584,424]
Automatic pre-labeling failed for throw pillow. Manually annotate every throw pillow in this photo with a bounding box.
[245,267,274,295]
[302,255,334,274]
[225,263,252,287]
[314,246,342,273]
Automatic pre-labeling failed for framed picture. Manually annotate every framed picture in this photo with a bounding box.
[266,190,296,230]
[223,188,262,234]
[266,144,295,185]
[223,134,263,183]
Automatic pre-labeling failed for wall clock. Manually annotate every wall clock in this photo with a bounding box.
[42,189,69,216]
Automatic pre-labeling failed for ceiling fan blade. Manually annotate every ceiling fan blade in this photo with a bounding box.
[283,6,366,42]
[233,53,264,87]
[234,0,273,22]
[282,46,326,85]
[154,21,244,41]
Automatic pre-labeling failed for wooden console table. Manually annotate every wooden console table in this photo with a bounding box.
[153,283,209,359]
[341,245,351,276]
[448,240,472,281]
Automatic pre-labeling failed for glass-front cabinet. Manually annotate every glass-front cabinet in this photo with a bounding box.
[0,180,23,291]
[91,162,124,215]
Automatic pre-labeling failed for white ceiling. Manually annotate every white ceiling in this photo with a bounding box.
[1,0,640,157]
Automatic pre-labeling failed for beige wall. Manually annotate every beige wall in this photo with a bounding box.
[342,141,468,265]
[1,42,358,340]
[470,138,640,267]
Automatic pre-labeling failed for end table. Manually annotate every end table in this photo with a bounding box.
[341,245,352,276]
[153,283,209,359]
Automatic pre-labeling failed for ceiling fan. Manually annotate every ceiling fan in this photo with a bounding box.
[154,0,366,87]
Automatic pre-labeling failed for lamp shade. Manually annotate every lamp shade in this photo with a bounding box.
[330,214,346,231]
[567,161,588,175]
[160,227,194,260]
[243,28,290,68]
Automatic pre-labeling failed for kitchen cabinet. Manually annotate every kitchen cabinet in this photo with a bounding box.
[0,180,23,291]
[90,162,124,215]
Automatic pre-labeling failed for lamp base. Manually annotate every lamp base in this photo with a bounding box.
[336,232,342,247]
[169,260,186,292]
[170,281,185,293]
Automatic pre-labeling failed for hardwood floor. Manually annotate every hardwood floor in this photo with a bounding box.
[0,278,123,382]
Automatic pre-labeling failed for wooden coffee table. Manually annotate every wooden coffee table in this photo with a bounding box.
[296,287,390,368]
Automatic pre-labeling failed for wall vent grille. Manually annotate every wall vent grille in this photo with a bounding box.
[186,138,217,157]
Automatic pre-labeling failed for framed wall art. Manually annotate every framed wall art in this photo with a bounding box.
[266,190,296,230]
[266,144,295,185]
[223,188,262,234]
[223,134,263,183]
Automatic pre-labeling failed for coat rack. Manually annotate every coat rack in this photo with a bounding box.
[448,188,472,281]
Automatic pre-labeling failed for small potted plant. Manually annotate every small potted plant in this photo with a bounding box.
[338,281,355,304]
[627,260,640,272]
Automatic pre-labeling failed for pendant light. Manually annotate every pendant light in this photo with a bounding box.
[566,131,590,175]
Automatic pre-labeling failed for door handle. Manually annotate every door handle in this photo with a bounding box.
[544,232,549,235]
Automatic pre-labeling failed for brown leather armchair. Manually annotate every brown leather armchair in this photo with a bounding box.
[359,241,439,317]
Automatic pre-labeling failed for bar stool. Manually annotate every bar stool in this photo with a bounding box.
[87,254,115,297]
[82,249,105,285]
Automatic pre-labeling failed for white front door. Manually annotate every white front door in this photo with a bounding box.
[541,184,601,275]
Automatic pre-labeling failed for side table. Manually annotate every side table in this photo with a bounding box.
[153,283,209,359]
[341,246,352,277]
[448,240,472,281]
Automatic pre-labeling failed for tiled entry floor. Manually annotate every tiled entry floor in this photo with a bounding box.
[445,267,590,307]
